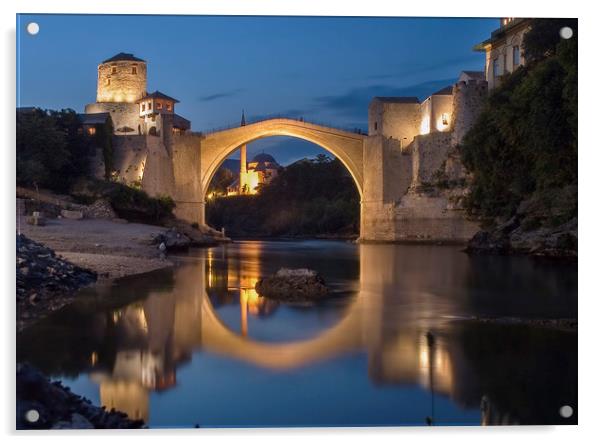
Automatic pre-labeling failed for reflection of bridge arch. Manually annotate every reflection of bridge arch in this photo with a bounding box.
[199,118,366,199]
[199,291,365,370]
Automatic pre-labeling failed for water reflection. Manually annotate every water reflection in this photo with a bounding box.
[17,241,577,427]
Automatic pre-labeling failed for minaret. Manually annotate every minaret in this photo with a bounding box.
[239,110,248,194]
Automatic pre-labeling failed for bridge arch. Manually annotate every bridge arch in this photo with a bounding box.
[199,118,366,200]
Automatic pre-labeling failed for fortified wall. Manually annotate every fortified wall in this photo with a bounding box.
[360,78,488,242]
[99,79,488,243]
[85,50,489,243]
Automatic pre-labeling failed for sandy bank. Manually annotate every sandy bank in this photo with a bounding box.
[17,215,174,279]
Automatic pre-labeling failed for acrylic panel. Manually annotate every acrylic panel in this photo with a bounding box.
[16,14,578,429]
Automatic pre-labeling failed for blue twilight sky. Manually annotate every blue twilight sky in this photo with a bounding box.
[16,14,497,165]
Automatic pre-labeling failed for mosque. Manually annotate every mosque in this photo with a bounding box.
[226,112,281,196]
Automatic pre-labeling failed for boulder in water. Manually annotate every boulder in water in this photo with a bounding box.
[255,268,329,302]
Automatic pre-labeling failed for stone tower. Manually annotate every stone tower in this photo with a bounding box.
[450,79,488,146]
[96,52,147,103]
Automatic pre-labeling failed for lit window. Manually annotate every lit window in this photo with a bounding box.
[166,103,172,111]
[156,102,163,110]
[442,113,449,125]
[513,46,520,68]
[132,65,137,74]
[106,78,110,86]
[87,127,96,136]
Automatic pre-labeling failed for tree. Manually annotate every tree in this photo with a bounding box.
[17,109,70,190]
[460,19,577,225]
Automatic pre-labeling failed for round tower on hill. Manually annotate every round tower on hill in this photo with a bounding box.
[96,52,147,103]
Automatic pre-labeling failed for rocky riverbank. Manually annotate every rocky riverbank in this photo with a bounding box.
[465,187,577,259]
[466,216,577,259]
[17,234,97,331]
[17,363,144,429]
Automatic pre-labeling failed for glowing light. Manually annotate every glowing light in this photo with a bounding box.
[436,113,450,132]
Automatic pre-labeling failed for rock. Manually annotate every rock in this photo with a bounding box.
[69,413,94,429]
[60,209,84,220]
[84,199,117,220]
[17,364,144,429]
[152,227,192,251]
[16,234,97,330]
[466,216,577,259]
[255,268,329,302]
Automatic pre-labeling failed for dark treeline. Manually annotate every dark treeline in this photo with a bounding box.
[206,154,360,237]
[16,108,106,192]
[460,18,577,229]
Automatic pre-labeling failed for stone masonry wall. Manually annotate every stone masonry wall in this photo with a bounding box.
[111,135,148,185]
[170,134,204,224]
[85,102,142,135]
[368,100,421,150]
[141,136,175,198]
[97,60,147,103]
[451,80,488,146]
[409,132,453,189]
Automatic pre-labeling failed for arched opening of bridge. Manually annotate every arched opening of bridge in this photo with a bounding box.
[204,135,361,238]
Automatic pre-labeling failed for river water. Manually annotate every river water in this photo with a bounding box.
[17,240,577,428]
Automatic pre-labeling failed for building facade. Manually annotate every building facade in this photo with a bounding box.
[474,18,532,90]
[84,52,190,136]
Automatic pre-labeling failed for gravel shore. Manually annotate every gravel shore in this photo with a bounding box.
[17,215,175,279]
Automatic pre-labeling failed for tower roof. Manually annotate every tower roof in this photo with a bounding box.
[102,52,146,64]
[241,110,246,126]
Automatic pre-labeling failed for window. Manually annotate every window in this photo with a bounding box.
[441,113,449,125]
[374,122,378,131]
[156,102,163,110]
[513,46,520,68]
[493,58,501,76]
[141,103,145,112]
[87,127,96,136]
[166,103,172,111]
[111,66,117,74]
[148,101,152,110]
[106,78,110,86]
[132,65,137,74]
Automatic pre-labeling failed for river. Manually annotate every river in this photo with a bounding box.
[17,240,578,427]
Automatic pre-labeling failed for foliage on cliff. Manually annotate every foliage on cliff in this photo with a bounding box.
[71,178,175,224]
[460,18,577,229]
[17,108,110,192]
[206,155,360,237]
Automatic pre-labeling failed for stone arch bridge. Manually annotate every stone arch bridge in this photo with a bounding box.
[119,116,478,242]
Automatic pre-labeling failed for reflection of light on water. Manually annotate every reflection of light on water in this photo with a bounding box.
[238,277,269,336]
[417,332,454,395]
